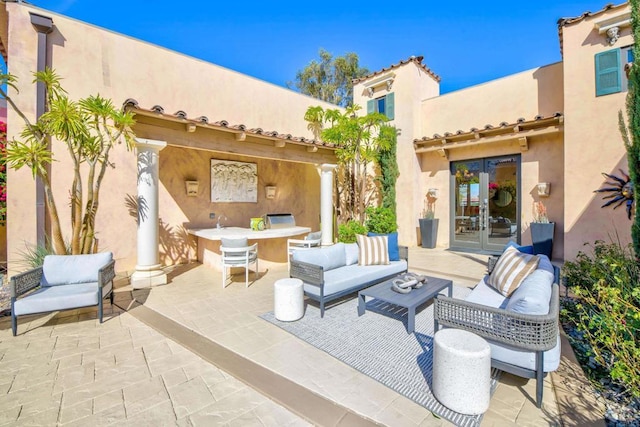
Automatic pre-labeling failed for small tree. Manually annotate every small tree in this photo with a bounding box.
[305,105,394,223]
[1,68,136,255]
[288,49,369,107]
[376,126,399,216]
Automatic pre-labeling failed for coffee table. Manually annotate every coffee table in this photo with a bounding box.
[357,274,453,333]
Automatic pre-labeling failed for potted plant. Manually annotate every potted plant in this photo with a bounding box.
[530,201,554,258]
[419,189,439,248]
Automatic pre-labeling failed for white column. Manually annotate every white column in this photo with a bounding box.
[320,164,337,246]
[131,138,168,289]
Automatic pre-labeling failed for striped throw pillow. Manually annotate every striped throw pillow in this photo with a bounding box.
[356,234,390,266]
[487,246,540,297]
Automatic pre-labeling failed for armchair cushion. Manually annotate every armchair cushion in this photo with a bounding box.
[13,283,100,316]
[505,269,554,315]
[487,246,539,297]
[42,252,113,286]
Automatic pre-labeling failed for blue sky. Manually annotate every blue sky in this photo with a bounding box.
[32,0,616,94]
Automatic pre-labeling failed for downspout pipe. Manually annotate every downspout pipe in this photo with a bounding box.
[29,12,53,247]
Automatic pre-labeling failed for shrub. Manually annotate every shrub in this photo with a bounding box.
[561,240,640,399]
[364,206,397,234]
[338,220,367,243]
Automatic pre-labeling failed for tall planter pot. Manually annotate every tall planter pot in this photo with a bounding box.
[530,222,555,259]
[419,218,439,249]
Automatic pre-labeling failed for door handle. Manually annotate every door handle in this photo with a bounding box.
[480,199,488,230]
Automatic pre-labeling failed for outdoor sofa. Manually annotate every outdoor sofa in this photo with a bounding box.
[290,240,408,317]
[433,246,560,407]
[10,252,116,336]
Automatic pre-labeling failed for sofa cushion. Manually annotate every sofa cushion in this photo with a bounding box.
[367,232,400,261]
[466,277,509,309]
[344,243,359,266]
[487,246,539,297]
[303,260,408,297]
[505,269,554,315]
[292,243,346,271]
[487,334,561,372]
[356,234,389,266]
[43,253,113,286]
[13,282,100,316]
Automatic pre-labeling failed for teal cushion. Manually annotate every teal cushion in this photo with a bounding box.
[367,232,400,261]
[505,240,534,255]
[292,243,346,271]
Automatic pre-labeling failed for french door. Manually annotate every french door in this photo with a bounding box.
[450,155,520,252]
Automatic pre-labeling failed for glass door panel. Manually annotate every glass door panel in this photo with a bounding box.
[452,160,482,249]
[486,157,519,251]
[450,156,520,252]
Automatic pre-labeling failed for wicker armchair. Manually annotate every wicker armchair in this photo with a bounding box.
[433,256,560,407]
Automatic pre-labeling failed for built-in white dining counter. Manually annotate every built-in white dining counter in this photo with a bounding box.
[188,226,311,270]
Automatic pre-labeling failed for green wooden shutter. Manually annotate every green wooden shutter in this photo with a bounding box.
[367,99,374,114]
[386,92,395,120]
[595,49,621,96]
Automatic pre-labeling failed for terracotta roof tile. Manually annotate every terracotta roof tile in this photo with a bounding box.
[557,2,628,55]
[414,113,564,144]
[122,100,336,149]
[352,55,441,84]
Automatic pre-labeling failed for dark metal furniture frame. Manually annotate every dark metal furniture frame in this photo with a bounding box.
[358,275,453,333]
[290,246,408,317]
[433,256,560,407]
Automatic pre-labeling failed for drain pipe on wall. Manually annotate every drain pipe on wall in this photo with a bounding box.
[29,12,53,247]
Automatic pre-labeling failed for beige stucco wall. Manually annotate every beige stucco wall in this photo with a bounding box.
[562,6,633,260]
[4,3,334,275]
[421,63,564,136]
[353,62,440,247]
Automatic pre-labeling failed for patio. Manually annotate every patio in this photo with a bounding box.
[0,248,603,426]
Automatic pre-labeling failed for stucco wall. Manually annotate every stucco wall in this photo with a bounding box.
[421,63,564,136]
[4,3,334,274]
[562,6,633,260]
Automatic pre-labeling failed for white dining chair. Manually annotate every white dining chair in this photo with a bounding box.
[220,237,258,288]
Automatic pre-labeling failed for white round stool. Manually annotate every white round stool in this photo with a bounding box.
[274,278,304,321]
[432,328,491,415]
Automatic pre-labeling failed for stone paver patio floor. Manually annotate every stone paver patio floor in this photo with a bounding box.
[0,248,604,426]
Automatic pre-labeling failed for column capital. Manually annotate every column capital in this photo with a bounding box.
[135,138,167,151]
[320,163,337,172]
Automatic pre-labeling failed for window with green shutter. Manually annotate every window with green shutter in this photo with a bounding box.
[367,93,395,120]
[595,49,621,96]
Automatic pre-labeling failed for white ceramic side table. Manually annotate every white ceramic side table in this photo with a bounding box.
[274,278,304,321]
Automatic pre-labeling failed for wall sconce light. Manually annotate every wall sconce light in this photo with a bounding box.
[427,188,439,199]
[185,180,199,197]
[265,185,277,199]
[537,182,551,197]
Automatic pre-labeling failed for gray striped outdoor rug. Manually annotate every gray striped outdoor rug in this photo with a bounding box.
[260,285,500,427]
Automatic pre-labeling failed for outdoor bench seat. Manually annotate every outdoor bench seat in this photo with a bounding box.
[434,252,560,408]
[290,242,408,317]
[10,252,116,336]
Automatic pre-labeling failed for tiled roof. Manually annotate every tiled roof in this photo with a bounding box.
[413,113,564,154]
[123,99,336,149]
[352,55,441,84]
[557,2,628,56]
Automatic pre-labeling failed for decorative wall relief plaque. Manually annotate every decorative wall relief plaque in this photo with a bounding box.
[211,159,257,203]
